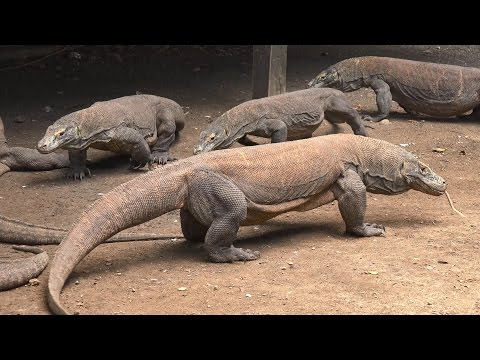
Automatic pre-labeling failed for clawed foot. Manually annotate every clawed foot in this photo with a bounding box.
[347,223,386,237]
[66,166,91,180]
[151,151,176,165]
[206,245,260,263]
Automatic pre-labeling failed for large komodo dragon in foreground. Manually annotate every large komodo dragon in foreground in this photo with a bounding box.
[0,116,69,177]
[0,214,183,291]
[47,134,447,314]
[193,88,367,154]
[307,56,480,122]
[37,94,185,180]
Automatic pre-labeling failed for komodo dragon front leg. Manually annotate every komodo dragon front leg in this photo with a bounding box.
[361,78,392,122]
[185,168,259,262]
[150,115,179,165]
[324,95,368,136]
[332,168,386,237]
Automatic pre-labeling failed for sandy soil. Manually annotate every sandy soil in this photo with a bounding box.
[0,45,478,315]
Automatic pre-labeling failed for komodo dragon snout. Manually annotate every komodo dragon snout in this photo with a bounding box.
[38,124,78,153]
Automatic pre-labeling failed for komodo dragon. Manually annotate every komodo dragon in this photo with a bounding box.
[46,134,447,314]
[0,213,183,291]
[37,94,185,180]
[0,116,69,177]
[193,88,367,154]
[307,56,480,122]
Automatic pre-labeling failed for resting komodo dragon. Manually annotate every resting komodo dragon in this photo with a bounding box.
[193,88,367,154]
[0,116,69,177]
[37,94,185,180]
[46,134,446,314]
[307,56,480,122]
[0,214,183,291]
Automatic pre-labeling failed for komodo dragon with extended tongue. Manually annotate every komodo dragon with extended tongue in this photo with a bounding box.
[0,116,69,177]
[193,88,367,154]
[46,134,447,314]
[307,56,480,122]
[37,94,185,180]
[0,214,183,291]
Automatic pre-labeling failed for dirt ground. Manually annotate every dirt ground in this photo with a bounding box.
[0,45,478,315]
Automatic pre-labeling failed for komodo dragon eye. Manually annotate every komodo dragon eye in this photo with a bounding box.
[56,130,65,137]
[208,133,216,141]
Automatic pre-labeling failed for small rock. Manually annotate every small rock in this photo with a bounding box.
[28,278,40,286]
[75,280,80,285]
[365,271,378,275]
[459,150,466,155]
[178,287,187,291]
[287,261,294,266]
[280,266,287,270]
[150,278,158,282]
[245,293,252,298]
[399,143,410,148]
[379,119,390,125]
[21,185,26,188]
[204,115,211,118]
[311,246,316,250]
[432,148,446,153]
[116,272,122,276]
[131,288,136,292]
[76,302,84,307]
[438,260,448,264]
[105,262,112,266]
[97,193,105,196]
[213,285,218,290]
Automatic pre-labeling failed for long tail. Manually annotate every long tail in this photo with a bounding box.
[47,167,188,314]
[0,245,49,291]
[0,214,183,245]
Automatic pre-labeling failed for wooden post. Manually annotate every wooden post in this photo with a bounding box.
[252,45,287,99]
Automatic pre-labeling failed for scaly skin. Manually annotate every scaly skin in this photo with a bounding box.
[193,88,367,154]
[46,134,446,314]
[37,94,185,180]
[0,116,69,177]
[307,56,480,122]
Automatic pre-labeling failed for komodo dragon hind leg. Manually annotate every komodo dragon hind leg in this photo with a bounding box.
[324,95,368,136]
[332,168,386,237]
[180,208,208,243]
[186,168,259,263]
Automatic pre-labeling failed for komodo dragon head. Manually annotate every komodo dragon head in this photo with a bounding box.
[363,150,447,197]
[193,120,232,155]
[37,118,80,153]
[307,65,340,89]
[400,159,447,196]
